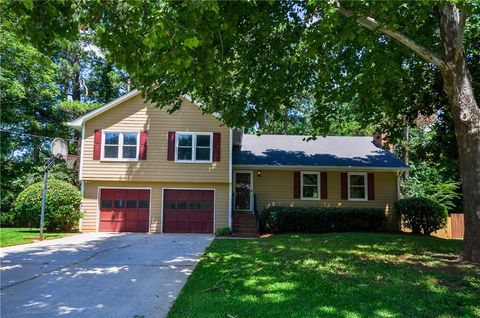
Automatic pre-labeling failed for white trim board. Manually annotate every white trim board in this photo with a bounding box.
[233,170,254,211]
[96,186,152,233]
[301,171,321,200]
[174,131,213,163]
[233,165,409,171]
[228,129,233,229]
[100,130,141,162]
[347,172,368,201]
[161,187,216,234]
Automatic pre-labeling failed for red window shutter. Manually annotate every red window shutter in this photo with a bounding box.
[167,132,175,161]
[341,172,348,200]
[93,129,102,160]
[320,172,328,199]
[213,133,221,161]
[139,131,148,160]
[293,171,300,199]
[368,173,375,200]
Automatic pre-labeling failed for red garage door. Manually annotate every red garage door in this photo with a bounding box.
[99,189,150,232]
[163,189,214,233]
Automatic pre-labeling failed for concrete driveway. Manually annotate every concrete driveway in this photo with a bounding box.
[0,233,213,318]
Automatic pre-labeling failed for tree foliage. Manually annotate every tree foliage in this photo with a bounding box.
[0,26,130,218]
[3,0,480,261]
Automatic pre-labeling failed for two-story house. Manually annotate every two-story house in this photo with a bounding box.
[69,90,408,236]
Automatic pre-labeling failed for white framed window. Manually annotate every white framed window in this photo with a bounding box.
[101,131,139,161]
[175,132,213,163]
[348,172,367,201]
[301,172,320,200]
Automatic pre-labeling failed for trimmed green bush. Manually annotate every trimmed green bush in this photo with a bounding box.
[15,179,82,232]
[215,227,232,236]
[260,206,386,234]
[394,197,447,235]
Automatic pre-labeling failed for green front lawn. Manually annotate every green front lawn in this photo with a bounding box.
[0,227,72,247]
[169,233,479,318]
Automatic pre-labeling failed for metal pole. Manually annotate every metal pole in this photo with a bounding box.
[39,168,49,241]
[40,156,56,241]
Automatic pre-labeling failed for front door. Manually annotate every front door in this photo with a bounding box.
[234,172,253,211]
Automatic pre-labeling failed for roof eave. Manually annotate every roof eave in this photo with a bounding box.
[232,164,409,171]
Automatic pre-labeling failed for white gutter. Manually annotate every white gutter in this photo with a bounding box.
[232,164,409,172]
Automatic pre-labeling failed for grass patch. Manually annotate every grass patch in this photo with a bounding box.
[169,233,479,318]
[0,227,72,247]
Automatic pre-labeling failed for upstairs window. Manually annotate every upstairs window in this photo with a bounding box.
[102,131,139,160]
[175,132,212,162]
[348,172,367,200]
[301,172,320,199]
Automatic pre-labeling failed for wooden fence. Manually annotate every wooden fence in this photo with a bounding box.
[432,213,464,239]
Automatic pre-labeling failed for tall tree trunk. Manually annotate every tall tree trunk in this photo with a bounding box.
[283,107,289,135]
[335,1,479,262]
[441,65,480,262]
[71,52,81,101]
[439,4,480,262]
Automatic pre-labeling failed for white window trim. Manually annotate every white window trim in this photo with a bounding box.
[101,130,140,161]
[175,132,213,163]
[234,170,253,211]
[348,172,368,201]
[301,172,321,200]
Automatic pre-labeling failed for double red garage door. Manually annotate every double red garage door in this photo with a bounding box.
[99,189,150,232]
[99,188,214,233]
[163,189,214,234]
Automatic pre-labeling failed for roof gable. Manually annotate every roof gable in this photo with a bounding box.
[68,90,141,130]
[67,90,221,130]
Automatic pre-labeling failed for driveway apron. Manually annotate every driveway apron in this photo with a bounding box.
[0,233,213,318]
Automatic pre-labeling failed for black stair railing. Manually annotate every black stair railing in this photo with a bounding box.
[253,193,259,234]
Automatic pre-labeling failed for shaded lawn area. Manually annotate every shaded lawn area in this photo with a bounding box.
[169,233,480,318]
[0,227,72,247]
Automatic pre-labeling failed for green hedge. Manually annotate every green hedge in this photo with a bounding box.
[260,206,386,233]
[394,197,447,235]
[15,179,82,232]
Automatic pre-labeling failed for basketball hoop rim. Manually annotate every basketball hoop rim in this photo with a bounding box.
[64,154,79,169]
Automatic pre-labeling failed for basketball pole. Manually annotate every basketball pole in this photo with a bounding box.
[40,155,57,241]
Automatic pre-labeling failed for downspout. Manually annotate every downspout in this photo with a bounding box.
[79,123,85,232]
[396,171,402,200]
[228,129,233,229]
[396,170,402,231]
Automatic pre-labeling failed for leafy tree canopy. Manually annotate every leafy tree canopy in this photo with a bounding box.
[4,1,478,138]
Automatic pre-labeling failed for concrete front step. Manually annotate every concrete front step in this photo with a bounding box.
[233,220,256,225]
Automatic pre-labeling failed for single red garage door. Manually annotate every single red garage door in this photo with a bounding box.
[163,189,214,233]
[99,189,150,232]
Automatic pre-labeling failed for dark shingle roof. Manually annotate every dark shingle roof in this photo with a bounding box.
[232,134,408,169]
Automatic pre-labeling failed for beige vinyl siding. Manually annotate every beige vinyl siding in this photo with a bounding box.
[82,95,230,182]
[243,169,399,229]
[81,181,229,233]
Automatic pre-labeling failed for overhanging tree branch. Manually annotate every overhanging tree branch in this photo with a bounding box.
[332,1,448,70]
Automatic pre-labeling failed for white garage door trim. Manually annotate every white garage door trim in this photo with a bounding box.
[96,186,152,232]
[161,187,216,234]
